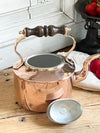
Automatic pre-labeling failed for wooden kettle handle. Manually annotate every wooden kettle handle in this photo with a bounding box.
[24,25,66,37]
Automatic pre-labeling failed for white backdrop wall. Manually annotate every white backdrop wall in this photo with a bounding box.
[0,0,86,70]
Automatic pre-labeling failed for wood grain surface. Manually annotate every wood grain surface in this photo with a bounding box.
[0,68,100,133]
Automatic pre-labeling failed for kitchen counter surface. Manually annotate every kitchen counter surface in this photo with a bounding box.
[0,67,100,133]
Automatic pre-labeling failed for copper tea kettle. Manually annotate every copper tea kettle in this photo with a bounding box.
[13,25,100,112]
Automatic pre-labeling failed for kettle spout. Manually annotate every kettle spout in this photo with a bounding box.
[72,54,100,84]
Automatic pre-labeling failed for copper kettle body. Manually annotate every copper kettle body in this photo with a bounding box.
[13,25,100,112]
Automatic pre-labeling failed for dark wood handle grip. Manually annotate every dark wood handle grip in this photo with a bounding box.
[25,25,65,37]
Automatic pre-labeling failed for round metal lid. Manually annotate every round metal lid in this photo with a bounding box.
[23,53,75,82]
[47,98,83,124]
[25,54,65,70]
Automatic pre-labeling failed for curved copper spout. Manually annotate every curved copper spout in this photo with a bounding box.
[72,54,100,83]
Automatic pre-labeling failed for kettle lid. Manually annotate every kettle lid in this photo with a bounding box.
[25,53,75,73]
[46,98,83,124]
[25,53,64,70]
